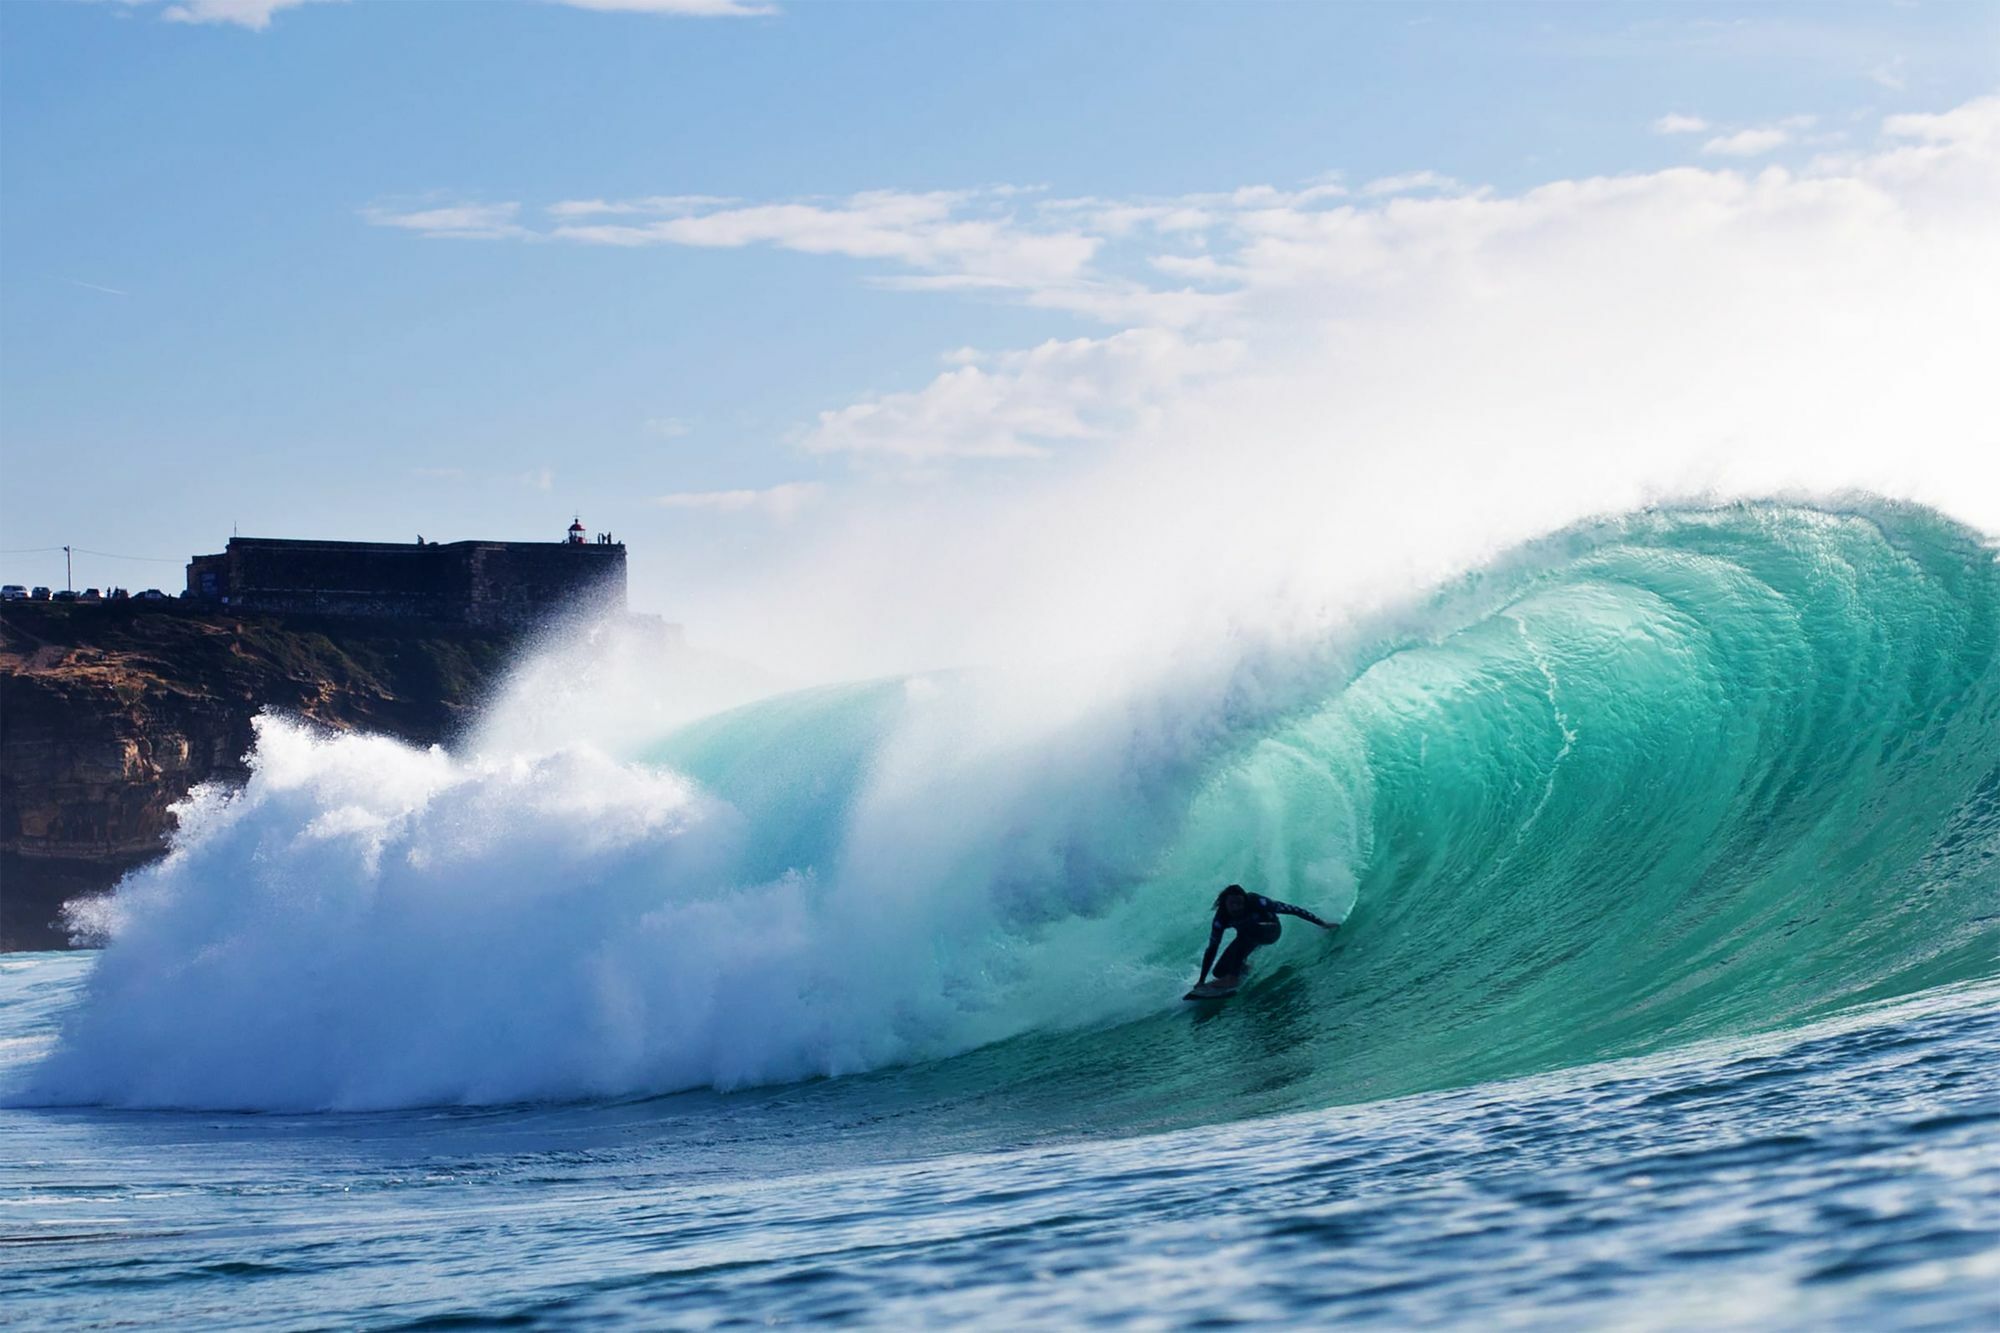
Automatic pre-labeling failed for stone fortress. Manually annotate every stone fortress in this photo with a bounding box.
[185,519,625,629]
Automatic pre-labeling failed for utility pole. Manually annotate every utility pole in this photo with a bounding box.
[63,545,72,593]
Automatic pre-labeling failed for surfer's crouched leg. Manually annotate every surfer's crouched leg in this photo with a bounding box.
[1214,920,1282,982]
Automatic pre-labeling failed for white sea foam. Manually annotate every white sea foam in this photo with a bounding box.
[19,661,1259,1108]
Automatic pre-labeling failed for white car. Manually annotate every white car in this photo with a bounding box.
[0,585,27,601]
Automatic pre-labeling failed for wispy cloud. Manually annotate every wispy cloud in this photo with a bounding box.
[1652,113,1710,135]
[801,330,1243,462]
[644,417,692,439]
[372,184,1333,329]
[132,0,768,30]
[549,195,737,219]
[1868,56,1909,92]
[654,482,821,520]
[1360,169,1464,197]
[556,0,777,14]
[1702,127,1792,157]
[545,190,1102,295]
[369,97,2000,479]
[1701,115,1818,157]
[361,201,526,240]
[67,278,130,297]
[159,0,334,30]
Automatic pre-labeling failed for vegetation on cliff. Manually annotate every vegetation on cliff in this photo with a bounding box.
[0,603,522,950]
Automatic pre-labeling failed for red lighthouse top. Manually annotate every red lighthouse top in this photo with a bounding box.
[568,517,586,545]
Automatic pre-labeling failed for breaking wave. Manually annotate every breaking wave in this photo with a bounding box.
[12,501,2000,1116]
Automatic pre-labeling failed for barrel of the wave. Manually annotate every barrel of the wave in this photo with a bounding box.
[1142,502,2000,1112]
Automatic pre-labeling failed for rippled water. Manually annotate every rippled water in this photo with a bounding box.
[5,953,1997,1329]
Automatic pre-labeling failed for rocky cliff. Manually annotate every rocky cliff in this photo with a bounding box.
[0,603,521,950]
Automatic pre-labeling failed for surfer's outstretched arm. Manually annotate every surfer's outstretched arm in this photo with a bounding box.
[1197,921,1224,983]
[1270,900,1337,930]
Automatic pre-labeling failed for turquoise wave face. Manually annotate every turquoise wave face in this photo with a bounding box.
[1104,502,2000,1122]
[650,502,2000,1125]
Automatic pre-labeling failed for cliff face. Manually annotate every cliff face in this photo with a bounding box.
[0,603,521,950]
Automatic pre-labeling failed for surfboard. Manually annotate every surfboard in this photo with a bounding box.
[1183,978,1241,1001]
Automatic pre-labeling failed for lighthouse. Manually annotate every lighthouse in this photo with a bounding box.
[567,517,587,546]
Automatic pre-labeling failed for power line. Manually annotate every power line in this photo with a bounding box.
[70,547,183,565]
[0,545,182,563]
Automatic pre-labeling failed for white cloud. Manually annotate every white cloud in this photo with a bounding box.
[549,195,737,219]
[1701,126,1793,156]
[547,190,1101,293]
[158,0,332,29]
[366,179,1435,330]
[1082,203,1219,237]
[361,201,526,240]
[800,330,1243,462]
[1868,57,1909,92]
[1883,98,2000,144]
[1360,170,1463,197]
[1701,115,1819,157]
[1652,113,1710,134]
[130,0,764,28]
[645,417,692,439]
[555,0,775,13]
[548,199,624,219]
[366,93,2000,533]
[654,483,821,519]
[371,188,1159,319]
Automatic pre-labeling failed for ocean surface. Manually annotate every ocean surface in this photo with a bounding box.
[5,501,1999,1327]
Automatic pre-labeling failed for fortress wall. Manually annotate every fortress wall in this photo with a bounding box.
[183,538,626,627]
[226,541,446,619]
[462,543,626,628]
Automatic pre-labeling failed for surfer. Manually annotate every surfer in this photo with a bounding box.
[1196,884,1336,989]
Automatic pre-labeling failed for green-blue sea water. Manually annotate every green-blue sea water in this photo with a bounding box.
[4,501,1997,1327]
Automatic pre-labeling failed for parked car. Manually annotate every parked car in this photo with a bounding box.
[109,587,130,601]
[0,585,26,601]
[80,588,102,602]
[135,588,169,602]
[52,589,77,602]
[31,587,51,601]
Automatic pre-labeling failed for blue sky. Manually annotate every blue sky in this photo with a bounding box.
[2,1,1996,627]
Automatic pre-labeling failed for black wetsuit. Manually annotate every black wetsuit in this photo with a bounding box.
[1201,894,1333,982]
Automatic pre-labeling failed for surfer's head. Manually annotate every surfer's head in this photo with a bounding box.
[1214,884,1248,914]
